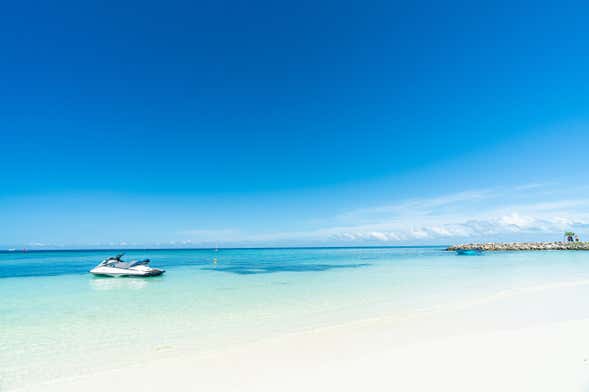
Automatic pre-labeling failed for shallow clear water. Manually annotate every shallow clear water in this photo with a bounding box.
[2,247,589,390]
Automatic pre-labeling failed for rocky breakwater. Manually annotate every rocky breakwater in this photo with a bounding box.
[447,242,589,251]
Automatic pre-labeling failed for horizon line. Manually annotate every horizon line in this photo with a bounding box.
[0,245,450,253]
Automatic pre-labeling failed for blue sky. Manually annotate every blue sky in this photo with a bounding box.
[1,1,589,248]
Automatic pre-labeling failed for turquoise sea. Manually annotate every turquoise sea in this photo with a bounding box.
[3,247,589,390]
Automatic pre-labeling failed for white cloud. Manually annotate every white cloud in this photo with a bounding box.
[336,189,496,222]
[172,185,589,246]
[300,186,589,244]
[322,213,588,243]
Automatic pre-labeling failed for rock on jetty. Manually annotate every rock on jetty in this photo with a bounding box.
[447,242,589,251]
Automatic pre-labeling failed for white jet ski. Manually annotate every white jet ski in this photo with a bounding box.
[90,254,165,277]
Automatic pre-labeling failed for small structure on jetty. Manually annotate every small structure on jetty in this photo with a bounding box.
[564,231,580,243]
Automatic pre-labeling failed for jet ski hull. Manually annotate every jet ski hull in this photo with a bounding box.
[90,266,165,277]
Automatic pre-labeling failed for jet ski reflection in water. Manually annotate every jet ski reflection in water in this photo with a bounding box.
[90,254,165,277]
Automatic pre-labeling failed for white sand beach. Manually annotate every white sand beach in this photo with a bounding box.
[21,280,589,392]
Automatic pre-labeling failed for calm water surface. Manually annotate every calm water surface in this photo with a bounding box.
[2,247,589,390]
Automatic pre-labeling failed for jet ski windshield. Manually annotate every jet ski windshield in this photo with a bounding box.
[101,254,126,267]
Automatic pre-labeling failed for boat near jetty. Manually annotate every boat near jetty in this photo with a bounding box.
[448,242,589,251]
[455,248,483,255]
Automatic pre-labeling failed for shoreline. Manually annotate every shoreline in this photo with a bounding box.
[20,321,589,392]
[447,241,589,251]
[13,278,589,392]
